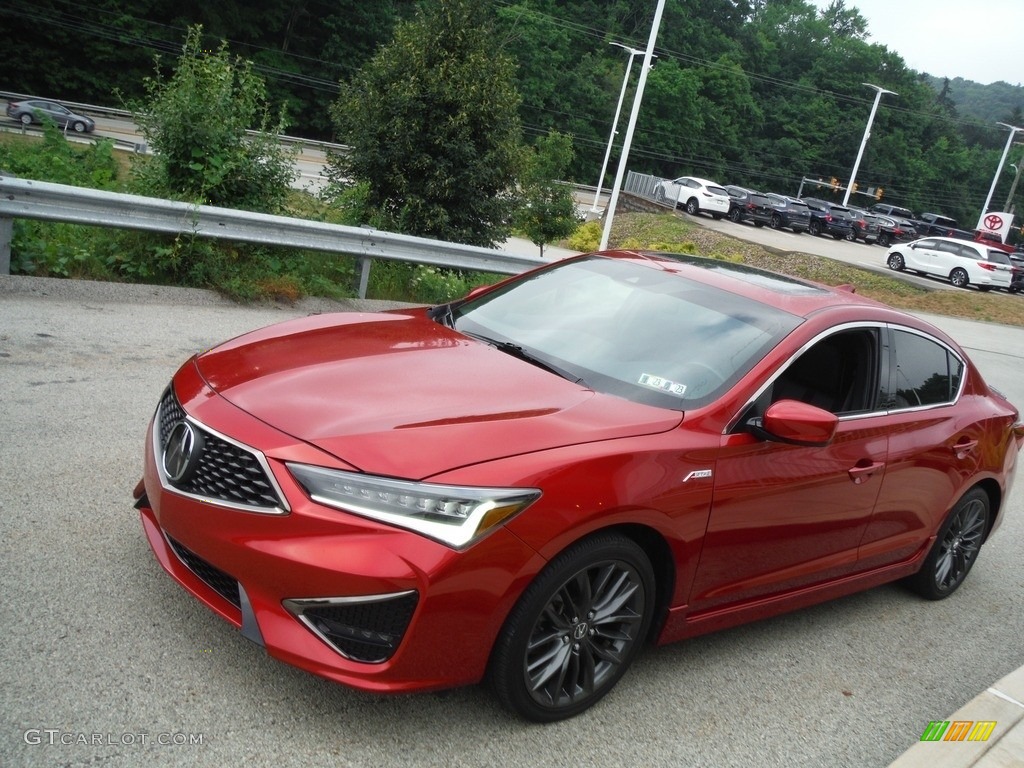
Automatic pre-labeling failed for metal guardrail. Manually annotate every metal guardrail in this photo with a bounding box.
[0,176,546,295]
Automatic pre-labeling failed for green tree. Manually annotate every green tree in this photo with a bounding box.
[515,131,580,257]
[329,0,525,247]
[132,25,296,212]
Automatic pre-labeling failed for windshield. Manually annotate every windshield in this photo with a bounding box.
[448,256,801,409]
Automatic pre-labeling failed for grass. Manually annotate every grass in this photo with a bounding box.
[591,213,1024,328]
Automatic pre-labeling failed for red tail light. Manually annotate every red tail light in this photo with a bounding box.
[976,262,995,272]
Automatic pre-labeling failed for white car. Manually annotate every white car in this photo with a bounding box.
[885,237,1014,291]
[654,176,730,219]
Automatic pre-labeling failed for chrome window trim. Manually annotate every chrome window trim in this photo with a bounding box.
[153,398,290,515]
[725,321,966,434]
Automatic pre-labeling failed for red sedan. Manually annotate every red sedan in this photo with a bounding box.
[135,251,1023,722]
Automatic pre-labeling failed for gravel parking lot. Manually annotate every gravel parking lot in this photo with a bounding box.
[1,274,1022,768]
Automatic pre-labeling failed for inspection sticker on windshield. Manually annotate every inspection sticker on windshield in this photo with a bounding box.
[638,373,686,396]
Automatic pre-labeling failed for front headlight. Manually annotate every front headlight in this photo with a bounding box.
[287,464,541,548]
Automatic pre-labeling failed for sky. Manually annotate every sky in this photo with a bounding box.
[809,0,1024,85]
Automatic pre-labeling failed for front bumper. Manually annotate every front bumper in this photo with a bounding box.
[137,369,544,694]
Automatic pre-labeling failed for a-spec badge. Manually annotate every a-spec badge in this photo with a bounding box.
[682,469,713,482]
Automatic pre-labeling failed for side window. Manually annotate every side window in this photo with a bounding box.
[769,329,880,415]
[890,330,963,409]
[935,241,962,255]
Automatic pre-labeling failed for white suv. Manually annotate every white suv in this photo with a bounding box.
[885,237,1014,291]
[654,176,730,219]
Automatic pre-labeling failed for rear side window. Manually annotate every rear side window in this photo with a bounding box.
[890,330,963,409]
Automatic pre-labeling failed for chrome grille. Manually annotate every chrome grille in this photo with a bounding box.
[156,387,286,512]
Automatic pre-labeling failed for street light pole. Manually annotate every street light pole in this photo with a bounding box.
[982,122,1023,215]
[842,83,896,207]
[591,43,648,213]
[599,0,667,251]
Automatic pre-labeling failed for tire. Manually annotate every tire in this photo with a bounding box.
[728,207,742,223]
[887,253,905,271]
[769,215,782,230]
[950,268,969,288]
[845,231,856,242]
[20,113,32,126]
[685,198,700,216]
[878,233,891,247]
[809,220,822,236]
[489,533,655,722]
[72,121,86,133]
[907,488,989,600]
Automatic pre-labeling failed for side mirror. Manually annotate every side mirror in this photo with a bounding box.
[747,399,838,447]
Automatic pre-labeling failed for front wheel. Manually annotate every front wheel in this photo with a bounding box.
[489,534,655,722]
[887,253,905,271]
[72,121,87,133]
[809,220,822,236]
[878,233,891,247]
[20,113,32,126]
[728,207,742,222]
[769,215,782,229]
[907,488,989,600]
[685,198,700,216]
[950,268,970,288]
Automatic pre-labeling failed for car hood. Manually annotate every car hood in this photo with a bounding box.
[193,310,681,478]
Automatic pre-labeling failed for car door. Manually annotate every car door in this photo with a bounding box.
[904,239,939,274]
[856,327,971,568]
[689,327,889,612]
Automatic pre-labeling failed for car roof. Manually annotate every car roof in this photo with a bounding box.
[588,250,935,328]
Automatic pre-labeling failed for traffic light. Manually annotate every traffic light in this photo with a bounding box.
[875,187,884,200]
[851,182,859,194]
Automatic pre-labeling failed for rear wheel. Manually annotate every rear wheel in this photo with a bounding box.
[489,534,655,722]
[950,268,970,288]
[728,207,742,222]
[809,220,822,236]
[907,489,988,600]
[878,232,891,247]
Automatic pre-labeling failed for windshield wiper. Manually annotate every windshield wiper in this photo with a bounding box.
[463,332,586,385]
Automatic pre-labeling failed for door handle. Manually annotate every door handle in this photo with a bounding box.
[848,461,885,484]
[953,438,978,460]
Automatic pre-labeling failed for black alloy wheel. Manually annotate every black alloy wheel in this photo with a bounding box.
[489,534,655,722]
[908,488,989,600]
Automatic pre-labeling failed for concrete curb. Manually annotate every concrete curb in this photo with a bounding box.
[888,666,1024,767]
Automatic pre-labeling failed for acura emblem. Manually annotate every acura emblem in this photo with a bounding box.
[163,421,203,485]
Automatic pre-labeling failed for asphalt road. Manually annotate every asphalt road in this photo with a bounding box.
[1,274,1022,768]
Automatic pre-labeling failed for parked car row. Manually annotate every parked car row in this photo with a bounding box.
[656,176,921,246]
